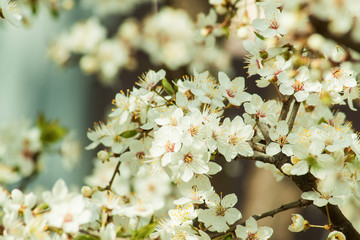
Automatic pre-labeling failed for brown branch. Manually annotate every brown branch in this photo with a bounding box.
[105,160,121,191]
[248,141,266,153]
[287,101,301,133]
[235,151,275,164]
[272,153,360,239]
[257,122,271,144]
[309,15,360,53]
[278,96,293,121]
[210,199,311,239]
[249,199,312,222]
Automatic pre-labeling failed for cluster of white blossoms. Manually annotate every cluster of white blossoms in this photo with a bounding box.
[0,118,80,186]
[48,6,231,85]
[3,0,360,239]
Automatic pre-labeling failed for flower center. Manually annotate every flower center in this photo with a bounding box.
[277,135,287,146]
[246,233,259,240]
[331,68,344,79]
[184,153,193,163]
[293,80,304,92]
[269,19,279,30]
[165,141,175,152]
[229,134,239,145]
[226,89,235,98]
[63,213,73,223]
[215,205,226,216]
[189,125,199,136]
[136,151,145,160]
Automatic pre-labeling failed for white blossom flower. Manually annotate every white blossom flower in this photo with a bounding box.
[235,217,273,240]
[198,192,242,232]
[244,94,277,125]
[136,69,166,91]
[279,66,321,102]
[252,6,287,38]
[328,230,346,240]
[266,120,293,156]
[218,72,251,106]
[288,214,309,232]
[218,116,254,161]
[323,63,356,93]
[174,142,209,182]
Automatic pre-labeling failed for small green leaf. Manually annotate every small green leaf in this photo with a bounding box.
[222,233,233,240]
[162,78,174,95]
[120,130,138,138]
[317,117,327,125]
[74,234,100,240]
[130,222,157,240]
[37,114,67,145]
[254,31,265,40]
[222,26,230,38]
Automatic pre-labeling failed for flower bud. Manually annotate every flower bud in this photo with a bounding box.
[281,163,293,175]
[81,186,93,198]
[97,150,109,163]
[288,214,309,232]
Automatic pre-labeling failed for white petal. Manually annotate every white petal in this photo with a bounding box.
[222,193,238,208]
[266,142,281,156]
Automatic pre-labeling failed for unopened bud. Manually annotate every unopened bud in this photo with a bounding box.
[281,163,293,175]
[98,150,109,163]
[81,186,93,198]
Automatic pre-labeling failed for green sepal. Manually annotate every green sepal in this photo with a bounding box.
[222,233,234,240]
[120,130,138,138]
[254,31,265,40]
[162,78,174,96]
[222,26,230,38]
[130,221,157,240]
[317,117,327,125]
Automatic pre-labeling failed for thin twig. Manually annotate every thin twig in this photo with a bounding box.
[245,199,312,223]
[287,101,301,132]
[210,199,312,239]
[278,96,293,121]
[105,160,121,191]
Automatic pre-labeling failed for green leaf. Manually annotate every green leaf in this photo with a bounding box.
[222,233,233,240]
[120,130,138,138]
[317,117,327,125]
[254,31,265,40]
[130,222,157,240]
[74,234,100,240]
[162,78,174,95]
[37,114,68,144]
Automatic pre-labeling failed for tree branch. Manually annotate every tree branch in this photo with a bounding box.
[210,199,311,239]
[257,122,271,144]
[272,153,360,239]
[249,199,312,223]
[287,101,301,132]
[235,151,275,164]
[248,141,266,153]
[278,96,293,121]
[105,160,121,191]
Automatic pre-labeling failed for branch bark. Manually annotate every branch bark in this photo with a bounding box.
[210,199,312,239]
[273,153,360,239]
